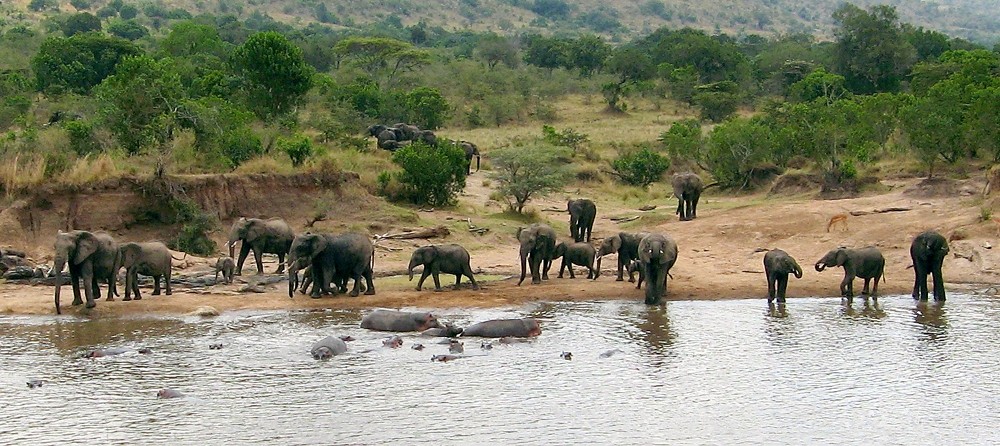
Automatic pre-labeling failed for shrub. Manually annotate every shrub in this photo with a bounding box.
[64,120,100,155]
[610,147,670,187]
[489,143,570,213]
[391,142,467,206]
[220,127,263,169]
[277,134,313,167]
[694,91,739,122]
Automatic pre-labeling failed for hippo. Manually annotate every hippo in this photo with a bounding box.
[421,323,464,338]
[561,351,573,360]
[412,343,425,351]
[449,340,464,354]
[26,379,44,389]
[157,388,185,399]
[360,310,443,332]
[461,318,541,338]
[310,336,349,359]
[209,343,223,350]
[431,354,463,362]
[383,335,403,348]
[82,348,130,358]
[599,349,622,358]
[481,341,493,350]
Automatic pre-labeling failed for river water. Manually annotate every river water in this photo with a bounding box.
[2,294,999,445]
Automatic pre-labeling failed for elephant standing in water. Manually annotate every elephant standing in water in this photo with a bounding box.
[637,233,678,305]
[227,217,294,275]
[286,232,375,298]
[672,173,703,221]
[117,241,183,300]
[459,140,480,175]
[596,232,649,282]
[911,231,949,302]
[815,246,885,302]
[407,244,479,291]
[567,198,596,242]
[763,249,803,304]
[516,224,557,285]
[53,230,119,314]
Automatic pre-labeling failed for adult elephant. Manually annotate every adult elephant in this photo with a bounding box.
[516,223,557,285]
[672,173,703,221]
[53,230,119,314]
[117,241,181,301]
[815,246,885,301]
[567,198,596,242]
[367,124,403,149]
[415,130,438,146]
[638,233,678,305]
[911,231,949,302]
[392,123,421,141]
[407,244,479,291]
[763,249,803,304]
[227,217,294,276]
[459,140,480,175]
[286,232,375,298]
[596,232,649,282]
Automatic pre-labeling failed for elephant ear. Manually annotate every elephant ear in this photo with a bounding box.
[121,243,142,266]
[836,249,850,266]
[73,232,99,265]
[245,220,265,242]
[610,234,623,253]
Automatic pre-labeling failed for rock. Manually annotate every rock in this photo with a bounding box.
[238,284,266,293]
[3,266,37,280]
[0,255,32,273]
[187,306,219,317]
[1,248,26,258]
[983,242,993,250]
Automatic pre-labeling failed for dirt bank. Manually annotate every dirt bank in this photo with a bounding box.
[2,173,1000,316]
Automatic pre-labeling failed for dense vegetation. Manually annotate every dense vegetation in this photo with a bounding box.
[0,0,998,209]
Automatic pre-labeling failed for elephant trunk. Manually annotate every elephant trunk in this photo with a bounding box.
[793,264,803,279]
[595,255,603,274]
[814,262,826,272]
[408,259,418,281]
[287,258,300,298]
[53,255,66,314]
[517,246,529,286]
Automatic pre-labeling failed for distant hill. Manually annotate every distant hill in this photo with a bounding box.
[5,0,999,43]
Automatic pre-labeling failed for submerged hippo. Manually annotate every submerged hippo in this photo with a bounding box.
[81,348,130,358]
[157,388,185,399]
[431,354,464,362]
[383,335,404,348]
[310,336,349,359]
[421,323,464,338]
[360,310,443,332]
[461,318,541,338]
[449,340,464,354]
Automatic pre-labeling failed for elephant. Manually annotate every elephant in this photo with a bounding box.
[415,130,438,146]
[638,233,679,305]
[227,217,294,275]
[286,232,375,298]
[459,140,481,175]
[516,223,557,285]
[461,318,541,338]
[296,264,367,296]
[910,231,949,302]
[672,172,703,221]
[360,310,443,332]
[117,241,180,301]
[596,232,649,282]
[311,336,349,359]
[815,246,885,301]
[763,249,803,304]
[553,241,597,279]
[53,230,119,314]
[407,244,479,291]
[567,198,597,242]
[213,257,235,285]
[392,123,421,141]
[379,140,403,151]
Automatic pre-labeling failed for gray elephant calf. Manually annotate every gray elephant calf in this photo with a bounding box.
[461,318,541,338]
[360,310,443,332]
[763,249,803,304]
[310,336,348,359]
[214,257,235,285]
[117,241,179,301]
[815,246,885,301]
[596,232,649,282]
[407,244,479,291]
[553,241,597,279]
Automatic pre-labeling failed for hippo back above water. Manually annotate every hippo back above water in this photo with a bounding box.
[310,336,349,359]
[360,310,443,332]
[461,318,541,338]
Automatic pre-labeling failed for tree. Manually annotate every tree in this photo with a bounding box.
[603,47,654,111]
[60,13,102,36]
[637,27,751,84]
[277,134,313,167]
[476,34,519,69]
[832,3,916,93]
[900,93,962,178]
[32,33,142,94]
[489,143,570,213]
[566,34,610,77]
[659,119,704,166]
[160,21,226,58]
[788,68,849,104]
[231,31,314,117]
[530,0,570,20]
[522,34,568,72]
[705,118,774,189]
[542,125,589,156]
[405,87,449,129]
[610,148,670,187]
[391,142,468,206]
[95,55,184,155]
[334,37,431,88]
[107,19,149,41]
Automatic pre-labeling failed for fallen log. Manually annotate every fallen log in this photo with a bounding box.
[611,216,639,223]
[638,205,657,211]
[376,226,451,240]
[850,207,911,216]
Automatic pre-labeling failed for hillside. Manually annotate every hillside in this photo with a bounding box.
[3,0,1000,43]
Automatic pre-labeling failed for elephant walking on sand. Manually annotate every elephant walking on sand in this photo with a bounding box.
[553,241,597,279]
[672,173,703,221]
[408,244,479,291]
[637,234,678,305]
[911,231,949,302]
[117,242,183,300]
[596,232,649,282]
[53,230,119,314]
[567,198,596,242]
[286,232,375,298]
[815,246,885,302]
[763,249,803,304]
[227,217,294,275]
[459,140,481,175]
[517,224,557,285]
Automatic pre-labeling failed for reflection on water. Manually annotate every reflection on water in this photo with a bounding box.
[3,295,1000,445]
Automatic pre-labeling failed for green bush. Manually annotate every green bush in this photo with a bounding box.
[610,147,670,187]
[168,197,217,255]
[64,120,100,155]
[391,142,467,206]
[405,87,449,129]
[220,127,263,168]
[694,91,739,122]
[277,134,313,167]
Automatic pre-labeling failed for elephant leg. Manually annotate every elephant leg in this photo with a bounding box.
[152,275,161,295]
[275,253,286,274]
[766,273,777,302]
[309,267,324,298]
[70,269,83,306]
[123,269,132,301]
[915,266,930,301]
[453,273,462,290]
[131,270,143,300]
[105,273,115,301]
[932,264,946,302]
[861,277,871,295]
[912,267,922,300]
[542,257,551,281]
[80,262,96,309]
[776,274,788,303]
[464,266,479,290]
[529,254,541,284]
[252,246,264,275]
[416,268,431,291]
[616,258,626,282]
[363,269,375,296]
[558,259,567,278]
[236,243,252,275]
[568,262,576,279]
[92,275,102,299]
[165,271,172,295]
[348,272,364,297]
[431,266,442,291]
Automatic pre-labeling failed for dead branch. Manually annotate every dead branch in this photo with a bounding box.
[953,252,974,262]
[611,216,639,223]
[542,207,566,213]
[851,207,911,216]
[639,205,657,211]
[376,226,451,240]
[376,244,402,252]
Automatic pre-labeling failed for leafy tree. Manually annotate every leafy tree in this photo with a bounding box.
[231,31,314,117]
[118,4,138,19]
[176,96,253,153]
[489,143,570,213]
[603,47,654,111]
[28,0,57,12]
[566,34,610,77]
[905,26,953,62]
[530,0,570,20]
[832,3,916,93]
[32,32,142,94]
[107,19,149,40]
[968,86,1000,162]
[705,118,773,189]
[577,8,623,33]
[64,120,101,155]
[664,64,698,104]
[610,147,670,187]
[522,34,568,72]
[405,87,449,129]
[900,93,962,178]
[95,55,184,154]
[476,34,519,69]
[60,13,102,36]
[219,127,263,168]
[391,142,468,206]
[788,68,849,104]
[160,21,226,58]
[659,119,704,165]
[277,134,313,167]
[637,27,751,84]
[542,125,589,156]
[70,0,93,10]
[334,37,431,87]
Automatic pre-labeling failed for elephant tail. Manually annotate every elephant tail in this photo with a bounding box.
[703,182,721,190]
[171,252,188,261]
[476,154,480,172]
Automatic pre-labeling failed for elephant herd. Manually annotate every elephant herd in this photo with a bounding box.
[366,123,481,175]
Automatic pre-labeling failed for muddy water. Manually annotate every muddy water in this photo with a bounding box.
[3,294,1000,445]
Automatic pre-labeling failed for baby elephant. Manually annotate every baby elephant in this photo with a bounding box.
[214,257,235,285]
[763,249,803,304]
[553,241,597,279]
[815,246,885,302]
[407,244,479,291]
